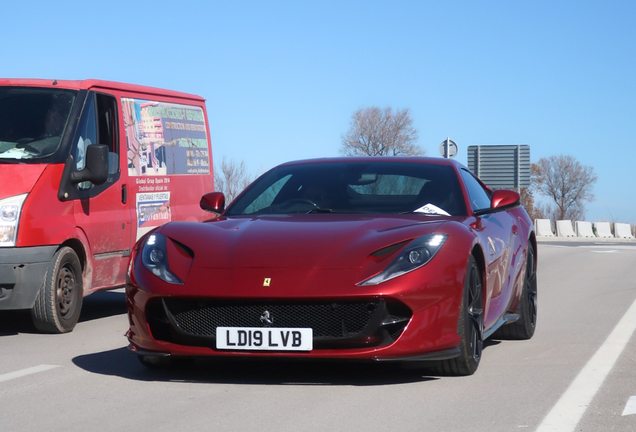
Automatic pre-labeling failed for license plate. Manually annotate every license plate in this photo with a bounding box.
[216,327,313,351]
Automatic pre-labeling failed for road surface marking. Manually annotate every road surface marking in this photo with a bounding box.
[535,295,636,431]
[0,365,60,383]
[622,396,636,416]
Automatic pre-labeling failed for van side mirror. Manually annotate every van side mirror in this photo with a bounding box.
[71,144,109,185]
[200,192,225,214]
[473,189,520,216]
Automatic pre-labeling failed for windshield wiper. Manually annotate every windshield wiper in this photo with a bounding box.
[305,209,373,214]
[306,208,333,214]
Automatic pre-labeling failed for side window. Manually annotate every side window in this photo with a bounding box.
[73,92,119,190]
[96,93,119,175]
[460,169,491,211]
[75,98,96,172]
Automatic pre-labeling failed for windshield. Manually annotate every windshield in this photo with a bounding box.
[0,87,77,160]
[224,161,467,216]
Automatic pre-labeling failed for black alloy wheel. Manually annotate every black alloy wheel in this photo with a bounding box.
[495,242,537,340]
[437,255,484,376]
[467,261,484,365]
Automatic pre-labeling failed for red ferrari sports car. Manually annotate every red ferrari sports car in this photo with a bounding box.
[126,157,537,375]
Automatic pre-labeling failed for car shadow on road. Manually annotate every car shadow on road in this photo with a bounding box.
[78,289,127,323]
[0,309,34,336]
[72,346,446,386]
[0,289,127,336]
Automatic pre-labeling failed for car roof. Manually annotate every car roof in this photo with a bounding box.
[276,156,467,170]
[0,78,205,102]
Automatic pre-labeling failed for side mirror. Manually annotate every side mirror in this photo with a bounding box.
[473,189,520,216]
[200,192,225,214]
[71,144,109,185]
[491,189,520,210]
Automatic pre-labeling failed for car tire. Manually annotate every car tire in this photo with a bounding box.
[31,246,83,334]
[495,242,537,340]
[436,255,483,376]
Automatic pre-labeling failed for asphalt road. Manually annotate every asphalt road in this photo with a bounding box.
[1,241,636,432]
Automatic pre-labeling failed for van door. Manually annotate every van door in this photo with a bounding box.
[71,92,132,291]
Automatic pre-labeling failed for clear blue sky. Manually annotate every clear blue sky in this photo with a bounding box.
[3,1,635,223]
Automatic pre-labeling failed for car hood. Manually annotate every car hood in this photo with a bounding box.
[160,215,451,270]
[0,164,47,200]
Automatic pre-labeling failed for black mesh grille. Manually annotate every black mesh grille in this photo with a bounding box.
[163,299,377,338]
[146,298,412,350]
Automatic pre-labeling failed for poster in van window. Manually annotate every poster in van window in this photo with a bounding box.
[136,192,171,230]
[122,98,210,176]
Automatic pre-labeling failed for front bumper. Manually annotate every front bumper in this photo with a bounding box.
[125,234,470,361]
[0,246,57,310]
[128,344,462,363]
[126,283,464,361]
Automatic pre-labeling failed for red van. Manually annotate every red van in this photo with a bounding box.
[0,79,214,333]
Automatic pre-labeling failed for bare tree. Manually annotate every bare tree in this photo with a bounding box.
[341,106,424,156]
[532,155,598,221]
[521,186,552,220]
[520,188,538,220]
[214,156,253,204]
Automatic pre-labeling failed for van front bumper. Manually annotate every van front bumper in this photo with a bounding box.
[0,246,58,310]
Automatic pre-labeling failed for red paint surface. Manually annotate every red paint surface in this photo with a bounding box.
[0,164,47,199]
[2,78,214,298]
[126,164,534,360]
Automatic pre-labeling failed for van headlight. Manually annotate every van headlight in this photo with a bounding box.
[0,194,28,247]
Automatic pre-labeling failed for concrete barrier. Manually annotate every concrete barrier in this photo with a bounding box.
[556,220,576,237]
[594,222,613,238]
[615,223,635,239]
[575,221,595,238]
[535,219,555,237]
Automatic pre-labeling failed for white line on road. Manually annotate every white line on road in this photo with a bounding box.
[0,365,60,383]
[535,295,636,431]
[622,396,636,416]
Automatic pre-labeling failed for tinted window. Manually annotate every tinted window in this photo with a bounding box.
[243,174,292,214]
[225,161,467,216]
[460,169,491,211]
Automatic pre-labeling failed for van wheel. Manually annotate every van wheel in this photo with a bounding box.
[31,247,83,334]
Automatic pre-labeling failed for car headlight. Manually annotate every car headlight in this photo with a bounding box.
[359,233,447,286]
[141,233,183,284]
[0,194,28,247]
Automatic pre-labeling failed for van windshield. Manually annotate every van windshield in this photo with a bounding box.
[0,87,77,161]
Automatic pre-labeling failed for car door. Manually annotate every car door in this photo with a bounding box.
[71,92,132,291]
[460,169,516,329]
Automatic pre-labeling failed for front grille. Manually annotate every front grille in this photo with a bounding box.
[147,298,412,350]
[166,300,374,338]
